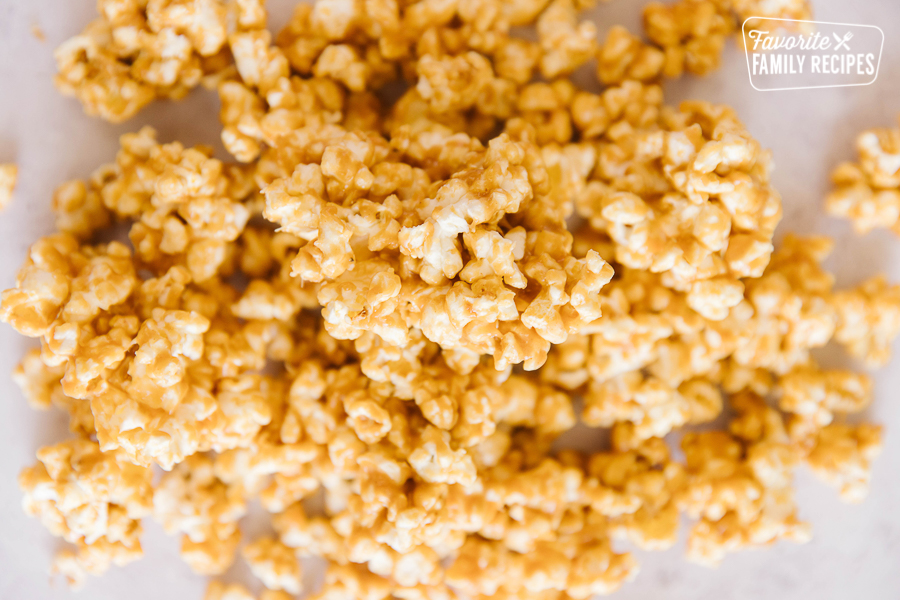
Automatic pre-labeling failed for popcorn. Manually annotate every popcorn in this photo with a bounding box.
[13,348,95,436]
[445,536,638,598]
[582,372,692,443]
[598,26,665,85]
[19,439,152,586]
[408,425,477,486]
[589,439,684,551]
[153,454,246,574]
[264,125,613,370]
[731,0,813,24]
[54,0,266,122]
[678,424,811,567]
[643,0,735,78]
[13,348,67,411]
[416,52,494,113]
[576,98,781,294]
[243,536,304,594]
[205,582,256,600]
[805,423,883,503]
[778,365,872,431]
[831,275,900,367]
[827,120,900,235]
[536,0,598,78]
[0,163,17,209]
[8,0,900,596]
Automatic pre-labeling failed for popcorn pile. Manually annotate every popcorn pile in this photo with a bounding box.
[5,0,893,597]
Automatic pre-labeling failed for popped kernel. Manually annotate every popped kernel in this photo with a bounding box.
[805,423,883,503]
[13,348,95,436]
[264,124,614,370]
[732,0,813,25]
[827,119,900,235]
[597,26,665,86]
[54,0,267,122]
[243,536,304,594]
[19,439,152,586]
[678,422,811,567]
[831,275,900,367]
[153,454,246,574]
[576,98,781,296]
[643,0,735,78]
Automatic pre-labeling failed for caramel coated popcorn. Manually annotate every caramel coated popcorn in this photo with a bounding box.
[55,0,268,122]
[828,118,900,235]
[264,125,614,370]
[243,536,304,594]
[7,0,898,597]
[19,439,153,587]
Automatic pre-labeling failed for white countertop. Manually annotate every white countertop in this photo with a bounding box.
[1,0,899,598]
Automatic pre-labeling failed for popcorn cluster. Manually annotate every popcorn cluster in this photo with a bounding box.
[827,117,900,236]
[55,0,269,123]
[4,0,893,597]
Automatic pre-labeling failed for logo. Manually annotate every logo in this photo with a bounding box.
[742,18,884,91]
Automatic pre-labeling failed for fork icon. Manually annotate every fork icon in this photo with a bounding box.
[833,32,853,50]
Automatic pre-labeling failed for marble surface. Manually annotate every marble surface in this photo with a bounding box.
[1,0,899,598]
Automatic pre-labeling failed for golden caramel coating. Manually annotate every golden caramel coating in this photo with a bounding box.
[55,0,267,122]
[19,439,152,587]
[678,423,811,567]
[13,348,95,436]
[805,423,883,503]
[643,0,735,78]
[243,536,304,594]
[597,26,664,86]
[779,365,872,432]
[154,454,247,574]
[263,124,613,370]
[9,0,900,596]
[577,98,782,304]
[731,0,813,23]
[827,120,900,235]
[831,275,900,367]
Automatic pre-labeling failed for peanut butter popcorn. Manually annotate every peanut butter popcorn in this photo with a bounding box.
[243,536,304,594]
[55,0,267,122]
[0,163,17,209]
[643,0,736,78]
[7,0,899,597]
[154,454,247,574]
[805,423,883,503]
[678,422,811,567]
[577,98,781,298]
[827,119,900,235]
[264,124,613,370]
[831,275,900,367]
[19,439,153,586]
